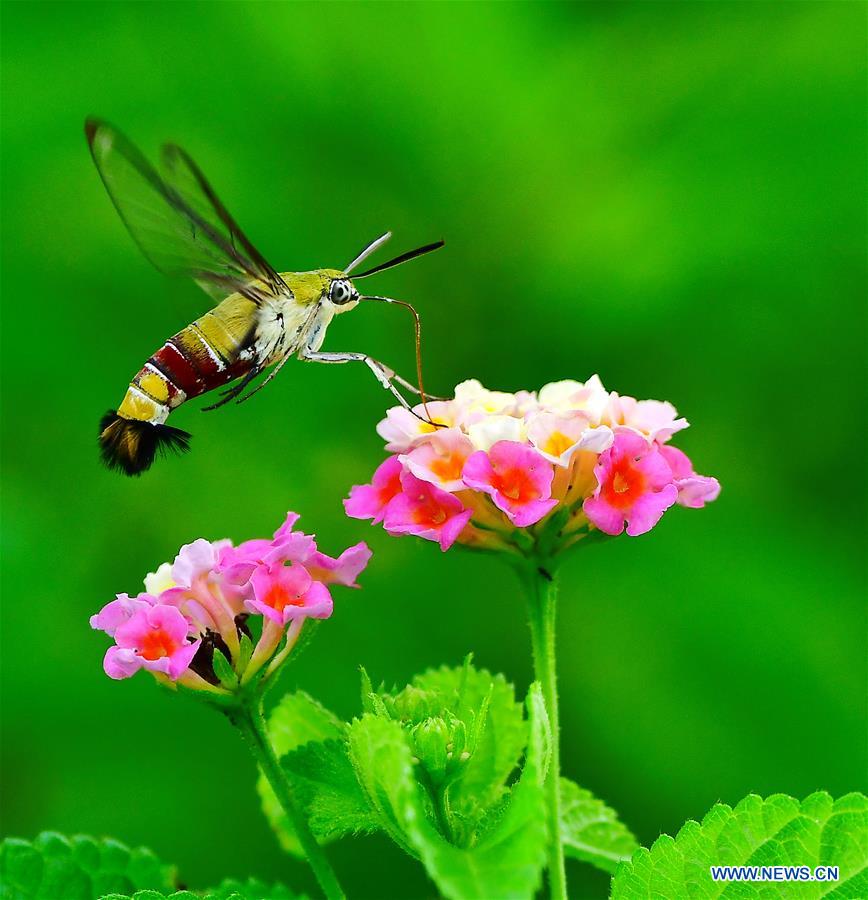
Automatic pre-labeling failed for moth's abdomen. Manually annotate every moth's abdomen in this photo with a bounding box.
[116,298,256,422]
[101,295,258,474]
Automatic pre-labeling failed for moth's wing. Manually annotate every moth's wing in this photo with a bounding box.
[159,143,289,301]
[85,118,289,306]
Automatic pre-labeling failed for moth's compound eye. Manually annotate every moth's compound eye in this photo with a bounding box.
[330,279,354,305]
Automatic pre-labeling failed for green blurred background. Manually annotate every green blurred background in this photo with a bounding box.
[2,2,865,897]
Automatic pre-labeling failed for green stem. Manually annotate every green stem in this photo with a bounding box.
[524,563,567,900]
[229,699,345,900]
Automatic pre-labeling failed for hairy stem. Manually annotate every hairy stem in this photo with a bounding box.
[229,700,345,900]
[525,564,567,900]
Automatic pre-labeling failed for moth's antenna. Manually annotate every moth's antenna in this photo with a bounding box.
[352,240,444,280]
[344,231,392,275]
[362,295,434,422]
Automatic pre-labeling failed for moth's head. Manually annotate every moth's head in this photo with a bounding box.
[327,276,360,312]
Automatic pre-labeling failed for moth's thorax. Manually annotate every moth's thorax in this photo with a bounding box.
[251,293,312,365]
[280,270,333,305]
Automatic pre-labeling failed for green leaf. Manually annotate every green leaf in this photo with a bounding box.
[0,832,174,899]
[347,682,550,900]
[204,876,303,899]
[236,632,254,676]
[101,879,302,899]
[211,648,237,689]
[266,691,345,754]
[359,666,376,714]
[345,714,423,858]
[257,691,343,855]
[281,739,379,842]
[100,893,198,900]
[559,778,638,874]
[611,791,868,899]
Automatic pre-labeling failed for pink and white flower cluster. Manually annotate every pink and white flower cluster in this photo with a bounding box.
[346,378,719,553]
[90,512,371,692]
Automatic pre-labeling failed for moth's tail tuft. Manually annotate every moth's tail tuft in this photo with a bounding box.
[98,410,191,476]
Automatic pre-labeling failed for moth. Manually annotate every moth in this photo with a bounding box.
[86,119,443,475]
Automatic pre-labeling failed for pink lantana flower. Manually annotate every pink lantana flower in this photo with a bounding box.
[463,441,558,527]
[249,564,333,625]
[384,472,473,551]
[344,456,405,523]
[103,603,201,681]
[347,377,718,558]
[660,445,721,508]
[216,512,317,588]
[583,431,678,536]
[399,428,475,492]
[91,510,370,694]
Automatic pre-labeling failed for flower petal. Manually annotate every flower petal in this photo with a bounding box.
[103,647,143,680]
[400,428,474,492]
[305,543,372,587]
[384,474,473,551]
[624,484,678,536]
[466,415,525,451]
[345,456,404,523]
[90,593,153,637]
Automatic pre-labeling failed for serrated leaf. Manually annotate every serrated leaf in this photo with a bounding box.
[347,682,550,900]
[559,778,638,874]
[204,876,302,899]
[100,892,199,900]
[610,791,868,899]
[281,739,379,842]
[359,667,376,714]
[257,691,343,855]
[345,714,423,858]
[101,879,302,900]
[0,832,174,899]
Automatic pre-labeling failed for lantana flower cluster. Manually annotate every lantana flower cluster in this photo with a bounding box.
[90,512,371,694]
[346,377,719,556]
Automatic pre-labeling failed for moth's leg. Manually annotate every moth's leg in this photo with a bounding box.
[202,364,263,411]
[235,351,292,404]
[388,371,448,402]
[300,348,435,422]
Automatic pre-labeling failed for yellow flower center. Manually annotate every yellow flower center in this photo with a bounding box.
[543,431,574,457]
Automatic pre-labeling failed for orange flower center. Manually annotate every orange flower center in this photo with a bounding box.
[412,494,448,527]
[139,629,178,661]
[263,582,304,612]
[602,460,645,509]
[430,453,467,483]
[493,468,536,503]
[378,481,400,505]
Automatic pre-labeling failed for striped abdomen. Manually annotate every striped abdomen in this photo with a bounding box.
[117,293,257,426]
